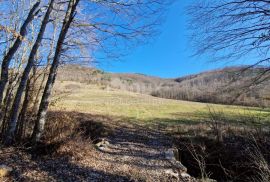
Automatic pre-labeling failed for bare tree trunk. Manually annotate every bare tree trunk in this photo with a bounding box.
[32,20,58,113]
[0,1,40,107]
[0,71,19,138]
[17,65,38,140]
[32,69,47,113]
[32,0,80,143]
[0,81,13,138]
[5,0,54,144]
[16,78,31,141]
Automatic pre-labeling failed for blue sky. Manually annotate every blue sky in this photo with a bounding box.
[98,1,241,78]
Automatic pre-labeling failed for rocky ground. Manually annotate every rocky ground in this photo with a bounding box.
[0,116,194,182]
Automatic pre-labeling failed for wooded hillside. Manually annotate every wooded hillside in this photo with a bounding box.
[58,65,270,107]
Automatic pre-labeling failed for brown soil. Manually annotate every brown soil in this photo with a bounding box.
[0,111,190,182]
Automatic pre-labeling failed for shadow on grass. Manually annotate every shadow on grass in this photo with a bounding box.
[0,111,174,181]
[1,109,269,181]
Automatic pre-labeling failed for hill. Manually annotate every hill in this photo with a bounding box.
[153,67,270,107]
[57,65,270,107]
[49,78,269,182]
[2,66,269,182]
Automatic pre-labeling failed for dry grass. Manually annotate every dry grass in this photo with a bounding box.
[52,81,270,129]
[49,81,270,146]
[1,80,269,181]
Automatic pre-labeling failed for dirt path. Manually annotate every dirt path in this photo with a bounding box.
[72,121,186,181]
[102,122,178,181]
[0,116,189,182]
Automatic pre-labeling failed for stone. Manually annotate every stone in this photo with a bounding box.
[95,139,110,151]
[173,160,187,173]
[0,165,12,177]
[98,146,106,151]
[165,148,180,161]
[180,172,190,178]
[165,148,187,173]
[103,140,110,146]
[165,169,179,179]
[165,149,175,160]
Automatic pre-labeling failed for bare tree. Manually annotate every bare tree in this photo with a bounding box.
[31,0,169,142]
[188,0,270,105]
[5,0,55,144]
[31,0,80,143]
[0,1,40,109]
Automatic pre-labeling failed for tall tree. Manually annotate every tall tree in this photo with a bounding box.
[0,1,40,108]
[32,0,80,143]
[5,0,55,144]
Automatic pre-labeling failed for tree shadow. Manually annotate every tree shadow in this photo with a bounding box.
[0,111,178,181]
[2,110,220,181]
[0,147,135,182]
[30,155,135,182]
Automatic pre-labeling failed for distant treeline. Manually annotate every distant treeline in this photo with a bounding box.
[151,67,270,107]
[58,65,270,107]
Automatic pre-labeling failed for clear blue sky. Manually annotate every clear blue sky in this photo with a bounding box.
[98,1,241,78]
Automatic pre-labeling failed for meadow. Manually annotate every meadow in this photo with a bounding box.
[49,81,270,181]
[1,82,269,182]
[53,81,270,130]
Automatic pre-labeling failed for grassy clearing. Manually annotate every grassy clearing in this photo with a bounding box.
[52,81,270,128]
[48,82,270,182]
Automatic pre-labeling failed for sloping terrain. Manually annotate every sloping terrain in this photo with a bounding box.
[1,79,268,181]
[58,65,270,106]
[153,67,270,106]
[57,65,168,94]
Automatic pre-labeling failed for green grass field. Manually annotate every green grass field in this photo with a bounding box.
[53,81,270,128]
